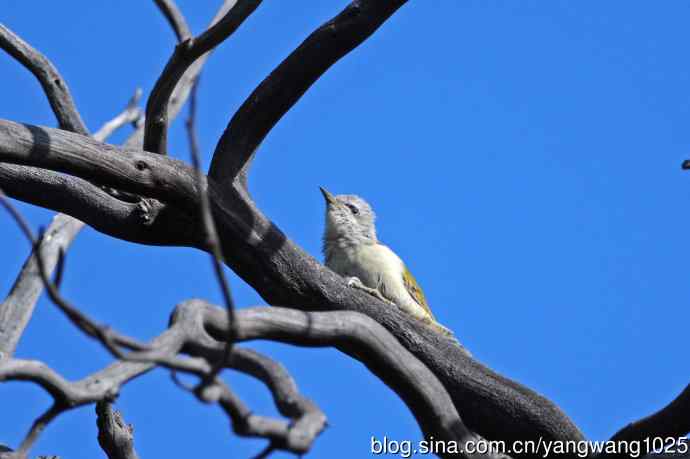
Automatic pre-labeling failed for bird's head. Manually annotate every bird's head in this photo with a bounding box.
[320,187,377,246]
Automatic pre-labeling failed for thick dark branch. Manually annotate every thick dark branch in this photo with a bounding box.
[208,0,407,188]
[96,401,140,459]
[153,0,192,42]
[0,120,198,211]
[604,384,690,459]
[144,0,261,154]
[0,119,583,447]
[0,24,88,135]
[0,163,198,247]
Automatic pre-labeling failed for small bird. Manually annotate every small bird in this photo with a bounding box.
[320,187,452,335]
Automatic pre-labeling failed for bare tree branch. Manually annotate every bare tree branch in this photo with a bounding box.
[603,384,690,459]
[0,213,81,359]
[227,347,325,445]
[3,301,466,457]
[153,0,191,43]
[250,443,276,459]
[0,120,199,210]
[0,181,319,456]
[199,303,473,448]
[96,401,140,459]
[0,163,197,246]
[0,190,150,357]
[2,3,682,458]
[0,26,91,363]
[17,403,64,456]
[93,89,143,142]
[125,1,239,150]
[0,69,140,359]
[0,119,583,446]
[208,0,407,189]
[185,77,237,382]
[144,0,262,154]
[0,24,88,135]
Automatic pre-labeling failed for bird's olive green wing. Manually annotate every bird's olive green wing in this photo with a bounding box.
[402,266,435,320]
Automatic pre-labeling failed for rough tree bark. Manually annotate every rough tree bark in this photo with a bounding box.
[0,2,687,459]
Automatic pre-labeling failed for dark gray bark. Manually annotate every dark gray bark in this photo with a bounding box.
[0,1,687,458]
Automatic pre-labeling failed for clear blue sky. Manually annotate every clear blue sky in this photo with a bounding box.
[1,1,688,458]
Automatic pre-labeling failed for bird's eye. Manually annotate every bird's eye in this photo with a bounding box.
[347,204,359,215]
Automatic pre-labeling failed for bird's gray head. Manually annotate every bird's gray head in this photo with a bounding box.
[320,187,377,253]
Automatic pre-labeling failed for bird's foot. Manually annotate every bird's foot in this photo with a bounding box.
[346,277,395,305]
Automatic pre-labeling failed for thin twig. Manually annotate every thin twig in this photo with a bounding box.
[144,0,262,154]
[93,89,143,142]
[0,190,149,357]
[17,403,64,455]
[153,0,192,42]
[124,0,239,150]
[251,443,276,459]
[184,77,236,381]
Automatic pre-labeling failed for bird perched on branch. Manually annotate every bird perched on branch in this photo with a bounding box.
[320,187,453,336]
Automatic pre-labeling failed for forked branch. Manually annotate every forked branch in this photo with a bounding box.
[3,300,468,457]
[0,119,584,447]
[143,0,262,154]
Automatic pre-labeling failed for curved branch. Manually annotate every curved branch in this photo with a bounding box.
[153,0,191,43]
[227,347,325,443]
[196,302,474,448]
[125,1,239,150]
[208,0,407,188]
[0,119,584,446]
[0,24,88,135]
[4,302,466,457]
[144,0,261,154]
[604,384,690,459]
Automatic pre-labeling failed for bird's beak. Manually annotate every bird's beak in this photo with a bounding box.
[319,186,336,206]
